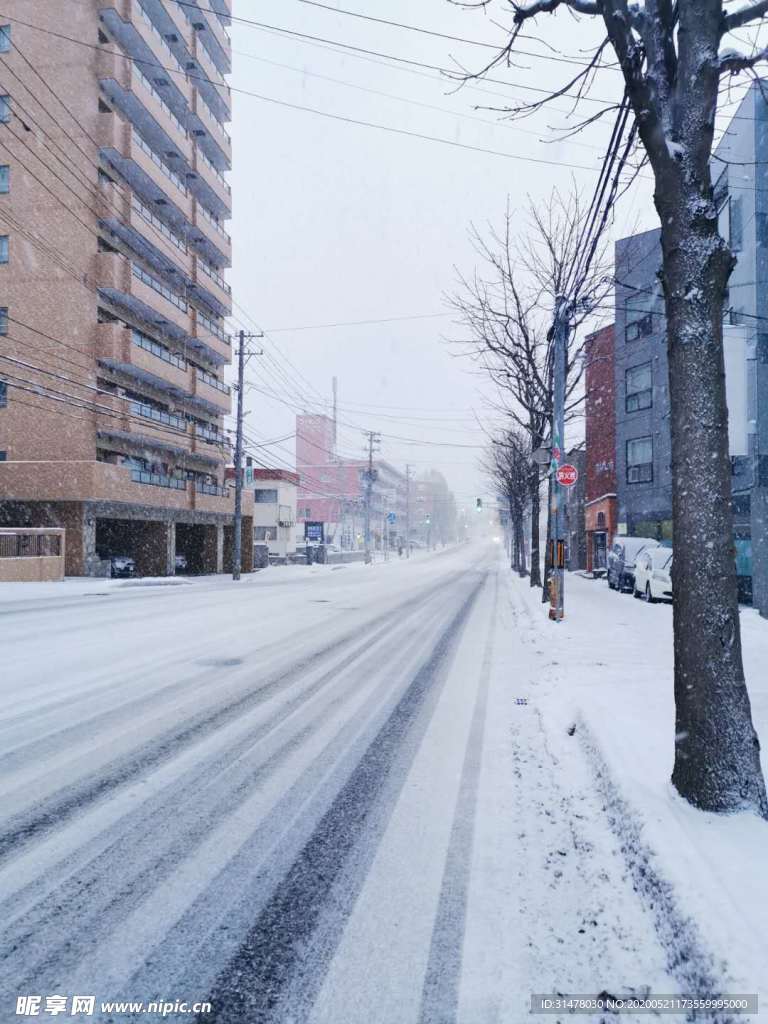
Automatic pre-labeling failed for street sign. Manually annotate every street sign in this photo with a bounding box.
[555,463,578,487]
[386,511,396,524]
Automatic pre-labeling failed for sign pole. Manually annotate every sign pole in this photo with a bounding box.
[551,296,569,622]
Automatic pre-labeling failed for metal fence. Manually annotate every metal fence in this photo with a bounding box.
[0,532,62,558]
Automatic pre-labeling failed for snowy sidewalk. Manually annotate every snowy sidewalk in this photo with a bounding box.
[504,568,768,1015]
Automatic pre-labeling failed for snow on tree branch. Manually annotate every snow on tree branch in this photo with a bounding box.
[723,0,768,32]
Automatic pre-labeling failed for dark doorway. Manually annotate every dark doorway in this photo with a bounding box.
[593,531,607,570]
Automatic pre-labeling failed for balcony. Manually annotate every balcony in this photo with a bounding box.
[192,421,229,458]
[189,35,229,123]
[130,330,192,392]
[128,61,192,159]
[95,250,192,339]
[194,366,232,413]
[193,255,231,316]
[131,469,187,490]
[128,400,193,452]
[191,89,231,172]
[100,0,192,107]
[192,480,237,513]
[190,145,230,216]
[125,195,193,275]
[183,0,230,73]
[0,460,193,511]
[193,307,230,360]
[99,112,193,223]
[191,200,231,267]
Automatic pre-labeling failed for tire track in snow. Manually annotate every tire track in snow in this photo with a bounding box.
[0,588,460,997]
[197,571,488,1024]
[0,570,469,864]
[417,570,498,1024]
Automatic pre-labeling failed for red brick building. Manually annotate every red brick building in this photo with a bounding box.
[584,324,618,572]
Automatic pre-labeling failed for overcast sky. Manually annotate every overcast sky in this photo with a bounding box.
[227,0,664,506]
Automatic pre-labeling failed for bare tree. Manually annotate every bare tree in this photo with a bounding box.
[451,0,768,817]
[452,191,608,594]
[485,429,532,574]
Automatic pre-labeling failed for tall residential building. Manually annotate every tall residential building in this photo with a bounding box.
[0,0,252,575]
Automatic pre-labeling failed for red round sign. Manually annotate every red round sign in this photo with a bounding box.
[555,463,578,487]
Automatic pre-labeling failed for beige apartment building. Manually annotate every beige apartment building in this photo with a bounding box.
[0,0,253,575]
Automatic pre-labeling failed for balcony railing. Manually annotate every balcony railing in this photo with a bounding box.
[196,481,229,496]
[194,421,226,444]
[132,196,188,254]
[197,143,230,192]
[137,2,187,76]
[133,63,189,138]
[130,400,186,430]
[197,200,230,242]
[132,262,188,312]
[197,367,230,394]
[196,308,229,344]
[197,89,231,145]
[132,129,189,195]
[131,468,187,489]
[197,256,230,294]
[132,328,187,369]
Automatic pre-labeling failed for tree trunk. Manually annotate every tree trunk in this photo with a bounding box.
[657,179,768,817]
[516,512,527,577]
[529,465,542,588]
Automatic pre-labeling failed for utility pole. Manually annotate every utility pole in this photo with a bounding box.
[232,329,263,581]
[363,430,381,565]
[549,296,569,621]
[405,464,412,557]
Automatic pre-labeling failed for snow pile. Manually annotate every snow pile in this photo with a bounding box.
[507,569,768,1009]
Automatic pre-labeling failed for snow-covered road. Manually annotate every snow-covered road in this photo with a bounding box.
[0,548,757,1022]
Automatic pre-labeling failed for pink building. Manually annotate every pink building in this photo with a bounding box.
[296,414,406,548]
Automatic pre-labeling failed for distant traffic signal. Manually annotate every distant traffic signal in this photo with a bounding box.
[476,498,483,512]
[425,513,431,525]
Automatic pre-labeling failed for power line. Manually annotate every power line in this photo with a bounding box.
[0,11,624,173]
[164,0,622,73]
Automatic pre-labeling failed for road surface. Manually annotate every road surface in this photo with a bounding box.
[1,547,677,1022]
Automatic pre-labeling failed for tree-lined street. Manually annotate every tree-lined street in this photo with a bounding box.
[7,548,760,1021]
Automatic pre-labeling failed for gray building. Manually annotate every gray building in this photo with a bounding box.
[614,229,673,542]
[614,81,768,606]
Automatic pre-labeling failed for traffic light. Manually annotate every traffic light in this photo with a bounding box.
[476,498,483,512]
[425,513,431,526]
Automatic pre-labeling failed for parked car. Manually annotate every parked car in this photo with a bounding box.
[104,553,136,579]
[633,547,673,603]
[607,536,659,593]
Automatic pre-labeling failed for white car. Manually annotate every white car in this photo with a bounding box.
[633,547,673,603]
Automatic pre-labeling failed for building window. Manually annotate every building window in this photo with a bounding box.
[254,488,278,503]
[596,511,606,529]
[626,362,652,412]
[0,26,9,52]
[0,95,9,123]
[730,196,743,252]
[0,166,8,194]
[0,308,7,335]
[0,451,6,461]
[0,236,8,263]
[627,437,653,484]
[625,313,653,342]
[254,526,278,541]
[0,381,6,408]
